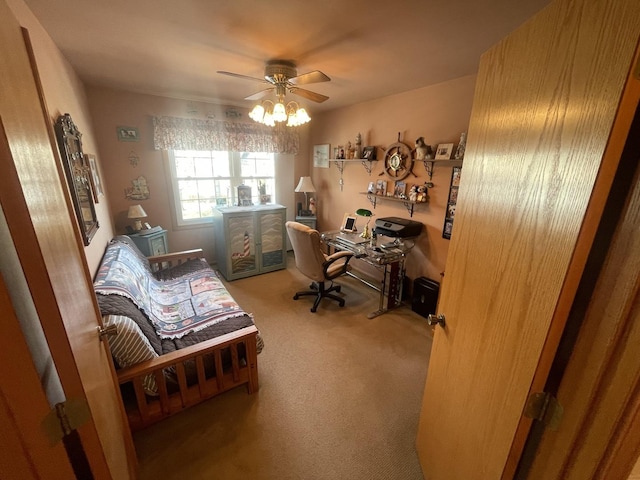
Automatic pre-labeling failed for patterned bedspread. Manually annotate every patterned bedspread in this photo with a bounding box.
[94,240,249,339]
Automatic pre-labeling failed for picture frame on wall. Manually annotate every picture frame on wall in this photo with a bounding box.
[435,143,454,160]
[443,166,462,239]
[313,144,330,168]
[116,126,139,142]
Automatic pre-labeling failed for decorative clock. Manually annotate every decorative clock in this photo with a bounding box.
[383,133,413,180]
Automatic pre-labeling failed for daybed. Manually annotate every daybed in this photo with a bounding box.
[93,236,261,430]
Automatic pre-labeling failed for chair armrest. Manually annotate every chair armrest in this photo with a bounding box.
[323,250,354,280]
[325,250,353,262]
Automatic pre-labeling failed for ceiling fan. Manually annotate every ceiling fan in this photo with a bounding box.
[217,59,331,103]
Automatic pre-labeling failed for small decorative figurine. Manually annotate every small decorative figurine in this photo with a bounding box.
[408,185,418,202]
[415,137,432,161]
[355,132,362,158]
[309,197,316,215]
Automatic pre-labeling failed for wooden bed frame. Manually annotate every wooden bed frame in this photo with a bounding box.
[112,250,259,431]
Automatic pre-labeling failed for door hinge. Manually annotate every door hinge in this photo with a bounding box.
[41,398,90,445]
[524,392,563,431]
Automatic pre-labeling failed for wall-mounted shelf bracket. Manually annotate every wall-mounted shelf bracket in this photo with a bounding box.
[364,193,416,217]
[423,159,463,180]
[361,159,377,175]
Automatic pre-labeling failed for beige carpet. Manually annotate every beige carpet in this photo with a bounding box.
[134,254,432,480]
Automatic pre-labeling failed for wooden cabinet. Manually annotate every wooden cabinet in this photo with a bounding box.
[213,205,286,280]
[127,229,168,256]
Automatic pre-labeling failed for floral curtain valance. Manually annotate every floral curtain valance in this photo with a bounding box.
[152,116,299,155]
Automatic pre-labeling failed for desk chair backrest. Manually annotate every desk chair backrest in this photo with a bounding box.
[285,221,327,282]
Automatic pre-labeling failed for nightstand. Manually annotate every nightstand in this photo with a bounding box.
[296,216,317,230]
[127,229,168,257]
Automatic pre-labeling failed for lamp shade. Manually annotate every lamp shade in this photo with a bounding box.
[127,204,147,219]
[294,176,316,193]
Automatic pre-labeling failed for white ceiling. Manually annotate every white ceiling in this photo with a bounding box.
[24,0,552,115]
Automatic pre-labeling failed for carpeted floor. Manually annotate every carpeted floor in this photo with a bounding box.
[134,254,432,480]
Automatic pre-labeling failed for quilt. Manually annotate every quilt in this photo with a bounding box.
[94,242,248,339]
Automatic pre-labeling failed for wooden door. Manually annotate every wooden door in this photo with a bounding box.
[0,3,136,478]
[415,0,640,478]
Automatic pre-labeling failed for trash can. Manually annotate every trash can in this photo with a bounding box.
[411,277,440,319]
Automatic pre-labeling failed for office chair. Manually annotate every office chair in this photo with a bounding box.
[285,221,354,312]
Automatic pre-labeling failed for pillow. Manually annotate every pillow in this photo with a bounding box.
[103,315,159,396]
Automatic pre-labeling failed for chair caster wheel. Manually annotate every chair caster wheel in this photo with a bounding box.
[311,307,317,313]
[335,286,341,293]
[293,295,299,300]
[339,300,345,307]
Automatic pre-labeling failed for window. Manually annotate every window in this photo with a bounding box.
[167,150,276,226]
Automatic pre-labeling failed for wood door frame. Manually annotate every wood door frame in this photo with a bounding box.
[516,46,640,477]
[0,271,77,479]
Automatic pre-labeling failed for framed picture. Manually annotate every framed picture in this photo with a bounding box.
[443,166,462,240]
[362,146,377,160]
[335,145,345,159]
[367,181,375,193]
[84,153,104,203]
[54,114,99,246]
[313,144,330,168]
[394,181,406,198]
[341,213,357,232]
[435,143,454,160]
[237,185,252,206]
[116,126,139,142]
[375,179,387,196]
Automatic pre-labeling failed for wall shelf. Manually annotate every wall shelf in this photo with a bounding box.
[360,192,425,217]
[332,158,377,175]
[422,158,463,180]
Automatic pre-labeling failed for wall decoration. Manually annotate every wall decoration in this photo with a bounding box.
[128,151,140,167]
[116,126,139,142]
[125,175,150,200]
[394,181,406,198]
[54,113,99,246]
[362,146,377,160]
[435,143,454,160]
[313,144,330,168]
[443,166,461,239]
[84,153,103,202]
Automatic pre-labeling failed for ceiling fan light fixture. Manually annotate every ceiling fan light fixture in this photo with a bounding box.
[272,101,287,122]
[295,107,310,124]
[249,99,310,127]
[249,103,265,122]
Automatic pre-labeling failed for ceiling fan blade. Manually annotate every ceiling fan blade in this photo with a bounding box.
[289,70,331,85]
[288,87,329,103]
[217,71,267,83]
[244,88,275,101]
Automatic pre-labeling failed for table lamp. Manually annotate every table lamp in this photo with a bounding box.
[295,176,316,215]
[356,208,373,239]
[127,204,148,231]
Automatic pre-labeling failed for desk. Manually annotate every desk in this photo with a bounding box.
[321,232,412,318]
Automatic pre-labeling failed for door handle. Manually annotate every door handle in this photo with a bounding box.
[427,313,446,328]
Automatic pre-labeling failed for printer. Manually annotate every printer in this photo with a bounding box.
[374,217,423,238]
